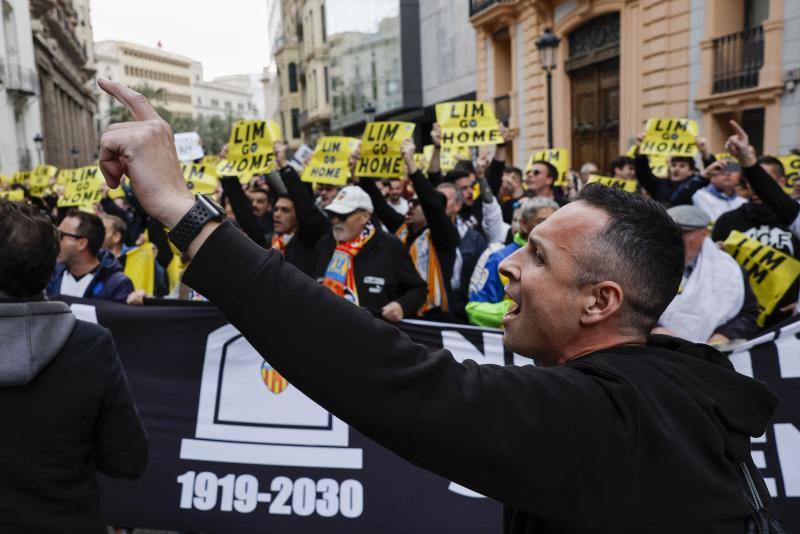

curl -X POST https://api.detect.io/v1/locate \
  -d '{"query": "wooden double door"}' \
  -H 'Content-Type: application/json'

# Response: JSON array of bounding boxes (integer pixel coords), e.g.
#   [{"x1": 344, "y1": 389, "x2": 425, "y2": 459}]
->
[{"x1": 570, "y1": 56, "x2": 620, "y2": 175}]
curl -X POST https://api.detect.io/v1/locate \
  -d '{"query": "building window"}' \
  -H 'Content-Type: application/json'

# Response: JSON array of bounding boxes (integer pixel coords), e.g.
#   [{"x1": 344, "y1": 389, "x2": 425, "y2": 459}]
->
[
  {"x1": 324, "y1": 66, "x2": 329, "y2": 104},
  {"x1": 197, "y1": 97, "x2": 202, "y2": 105},
  {"x1": 225, "y1": 101, "x2": 232, "y2": 110},
  {"x1": 211, "y1": 98, "x2": 219, "y2": 107},
  {"x1": 288, "y1": 62, "x2": 298, "y2": 93},
  {"x1": 291, "y1": 108, "x2": 300, "y2": 139},
  {"x1": 321, "y1": 5, "x2": 326, "y2": 43}
]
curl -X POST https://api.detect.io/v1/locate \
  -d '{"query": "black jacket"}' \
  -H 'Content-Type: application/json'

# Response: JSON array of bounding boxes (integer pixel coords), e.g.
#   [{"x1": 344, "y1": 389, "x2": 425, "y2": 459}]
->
[
  {"x1": 0, "y1": 299, "x2": 147, "y2": 533},
  {"x1": 311, "y1": 228, "x2": 427, "y2": 317},
  {"x1": 635, "y1": 154, "x2": 705, "y2": 206},
  {"x1": 185, "y1": 222, "x2": 777, "y2": 533}
]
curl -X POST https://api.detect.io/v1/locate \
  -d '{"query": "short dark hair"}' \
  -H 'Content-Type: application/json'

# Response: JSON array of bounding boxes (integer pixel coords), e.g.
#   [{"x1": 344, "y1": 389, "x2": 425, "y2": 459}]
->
[
  {"x1": 530, "y1": 160, "x2": 559, "y2": 183},
  {"x1": 574, "y1": 183, "x2": 685, "y2": 334},
  {"x1": 670, "y1": 156, "x2": 697, "y2": 170},
  {"x1": 453, "y1": 160, "x2": 475, "y2": 175},
  {"x1": 0, "y1": 199, "x2": 60, "y2": 297},
  {"x1": 505, "y1": 166, "x2": 523, "y2": 181},
  {"x1": 444, "y1": 169, "x2": 471, "y2": 184},
  {"x1": 610, "y1": 155, "x2": 634, "y2": 173},
  {"x1": 65, "y1": 209, "x2": 105, "y2": 256},
  {"x1": 757, "y1": 155, "x2": 785, "y2": 178}
]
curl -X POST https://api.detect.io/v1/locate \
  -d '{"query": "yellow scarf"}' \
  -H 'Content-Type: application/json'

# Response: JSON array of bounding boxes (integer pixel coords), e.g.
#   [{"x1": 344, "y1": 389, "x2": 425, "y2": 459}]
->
[{"x1": 271, "y1": 233, "x2": 293, "y2": 254}]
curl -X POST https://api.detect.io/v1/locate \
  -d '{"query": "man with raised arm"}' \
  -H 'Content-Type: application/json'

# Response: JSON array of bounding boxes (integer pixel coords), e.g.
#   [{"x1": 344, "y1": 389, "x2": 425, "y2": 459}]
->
[{"x1": 96, "y1": 80, "x2": 778, "y2": 533}]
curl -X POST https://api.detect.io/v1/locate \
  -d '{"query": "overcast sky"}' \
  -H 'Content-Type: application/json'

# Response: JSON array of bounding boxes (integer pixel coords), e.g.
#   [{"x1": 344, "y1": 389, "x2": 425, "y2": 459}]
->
[{"x1": 90, "y1": 0, "x2": 269, "y2": 80}]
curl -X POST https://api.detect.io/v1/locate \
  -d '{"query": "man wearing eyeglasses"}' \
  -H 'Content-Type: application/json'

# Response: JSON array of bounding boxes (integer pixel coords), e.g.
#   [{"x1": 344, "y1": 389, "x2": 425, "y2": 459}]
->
[
  {"x1": 46, "y1": 209, "x2": 134, "y2": 303},
  {"x1": 310, "y1": 186, "x2": 427, "y2": 322}
]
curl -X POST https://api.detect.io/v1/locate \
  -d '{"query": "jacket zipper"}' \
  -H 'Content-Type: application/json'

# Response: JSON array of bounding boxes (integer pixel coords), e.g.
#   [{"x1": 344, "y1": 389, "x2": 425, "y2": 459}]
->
[{"x1": 740, "y1": 461, "x2": 764, "y2": 510}]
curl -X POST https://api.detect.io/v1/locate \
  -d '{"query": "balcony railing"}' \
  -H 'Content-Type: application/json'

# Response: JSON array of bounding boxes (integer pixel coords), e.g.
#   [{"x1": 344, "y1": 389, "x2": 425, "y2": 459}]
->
[
  {"x1": 494, "y1": 94, "x2": 510, "y2": 123},
  {"x1": 712, "y1": 26, "x2": 764, "y2": 94},
  {"x1": 469, "y1": 0, "x2": 515, "y2": 17},
  {"x1": 4, "y1": 63, "x2": 39, "y2": 96}
]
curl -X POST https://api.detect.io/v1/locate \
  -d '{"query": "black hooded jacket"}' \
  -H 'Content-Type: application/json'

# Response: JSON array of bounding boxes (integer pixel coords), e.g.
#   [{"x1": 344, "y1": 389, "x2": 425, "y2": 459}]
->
[{"x1": 184, "y1": 222, "x2": 778, "y2": 533}]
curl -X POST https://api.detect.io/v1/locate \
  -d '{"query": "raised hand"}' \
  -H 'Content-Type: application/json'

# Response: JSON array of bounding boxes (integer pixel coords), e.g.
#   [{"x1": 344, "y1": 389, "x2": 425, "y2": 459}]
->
[
  {"x1": 431, "y1": 123, "x2": 441, "y2": 148},
  {"x1": 97, "y1": 79, "x2": 194, "y2": 228},
  {"x1": 401, "y1": 138, "x2": 418, "y2": 175},
  {"x1": 724, "y1": 120, "x2": 757, "y2": 168},
  {"x1": 273, "y1": 140, "x2": 288, "y2": 169}
]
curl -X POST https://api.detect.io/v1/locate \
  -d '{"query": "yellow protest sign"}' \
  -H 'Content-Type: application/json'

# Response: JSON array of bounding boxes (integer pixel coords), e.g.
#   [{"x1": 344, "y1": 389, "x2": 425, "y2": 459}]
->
[
  {"x1": 11, "y1": 171, "x2": 31, "y2": 185},
  {"x1": 778, "y1": 154, "x2": 800, "y2": 189},
  {"x1": 422, "y1": 144, "x2": 470, "y2": 173},
  {"x1": 0, "y1": 189, "x2": 24, "y2": 201},
  {"x1": 181, "y1": 164, "x2": 219, "y2": 194},
  {"x1": 217, "y1": 120, "x2": 281, "y2": 178},
  {"x1": 301, "y1": 137, "x2": 360, "y2": 185},
  {"x1": 107, "y1": 177, "x2": 129, "y2": 200},
  {"x1": 201, "y1": 154, "x2": 221, "y2": 168},
  {"x1": 587, "y1": 174, "x2": 638, "y2": 193},
  {"x1": 435, "y1": 101, "x2": 501, "y2": 148},
  {"x1": 29, "y1": 164, "x2": 58, "y2": 197},
  {"x1": 413, "y1": 152, "x2": 429, "y2": 173},
  {"x1": 526, "y1": 149, "x2": 569, "y2": 186},
  {"x1": 640, "y1": 118, "x2": 699, "y2": 157},
  {"x1": 57, "y1": 165, "x2": 105, "y2": 207},
  {"x1": 723, "y1": 230, "x2": 800, "y2": 326},
  {"x1": 124, "y1": 242, "x2": 156, "y2": 296},
  {"x1": 715, "y1": 152, "x2": 733, "y2": 162},
  {"x1": 356, "y1": 121, "x2": 416, "y2": 179}
]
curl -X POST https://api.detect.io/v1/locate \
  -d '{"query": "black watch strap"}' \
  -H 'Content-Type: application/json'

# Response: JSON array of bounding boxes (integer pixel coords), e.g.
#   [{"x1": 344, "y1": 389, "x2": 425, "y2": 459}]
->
[{"x1": 168, "y1": 194, "x2": 224, "y2": 252}]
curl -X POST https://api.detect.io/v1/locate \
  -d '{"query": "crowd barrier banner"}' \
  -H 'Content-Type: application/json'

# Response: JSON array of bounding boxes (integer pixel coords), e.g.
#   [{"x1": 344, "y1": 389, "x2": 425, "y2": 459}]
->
[{"x1": 58, "y1": 298, "x2": 799, "y2": 532}]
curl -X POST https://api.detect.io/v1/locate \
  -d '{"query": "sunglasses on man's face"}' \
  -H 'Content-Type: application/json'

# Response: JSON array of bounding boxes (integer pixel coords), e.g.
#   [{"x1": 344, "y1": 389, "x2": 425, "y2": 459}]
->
[{"x1": 58, "y1": 230, "x2": 85, "y2": 241}]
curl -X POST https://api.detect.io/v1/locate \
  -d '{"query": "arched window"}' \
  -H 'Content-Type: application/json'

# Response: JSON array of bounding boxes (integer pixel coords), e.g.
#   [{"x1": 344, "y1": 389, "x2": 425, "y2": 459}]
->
[{"x1": 288, "y1": 62, "x2": 298, "y2": 93}]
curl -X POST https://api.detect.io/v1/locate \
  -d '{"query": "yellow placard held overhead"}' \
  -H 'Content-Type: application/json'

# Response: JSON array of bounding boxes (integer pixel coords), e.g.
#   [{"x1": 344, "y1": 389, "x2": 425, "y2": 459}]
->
[
  {"x1": 778, "y1": 154, "x2": 800, "y2": 189},
  {"x1": 422, "y1": 144, "x2": 470, "y2": 173},
  {"x1": 356, "y1": 121, "x2": 416, "y2": 179},
  {"x1": 29, "y1": 164, "x2": 58, "y2": 198},
  {"x1": 11, "y1": 171, "x2": 31, "y2": 185},
  {"x1": 587, "y1": 174, "x2": 638, "y2": 193},
  {"x1": 57, "y1": 165, "x2": 104, "y2": 207},
  {"x1": 301, "y1": 137, "x2": 360, "y2": 185},
  {"x1": 201, "y1": 154, "x2": 221, "y2": 168},
  {"x1": 217, "y1": 120, "x2": 281, "y2": 178},
  {"x1": 413, "y1": 152, "x2": 429, "y2": 173},
  {"x1": 640, "y1": 118, "x2": 699, "y2": 157},
  {"x1": 526, "y1": 149, "x2": 569, "y2": 187},
  {"x1": 0, "y1": 189, "x2": 24, "y2": 201},
  {"x1": 714, "y1": 152, "x2": 733, "y2": 162},
  {"x1": 181, "y1": 164, "x2": 219, "y2": 195},
  {"x1": 723, "y1": 230, "x2": 800, "y2": 326},
  {"x1": 435, "y1": 101, "x2": 501, "y2": 148},
  {"x1": 124, "y1": 242, "x2": 157, "y2": 296}
]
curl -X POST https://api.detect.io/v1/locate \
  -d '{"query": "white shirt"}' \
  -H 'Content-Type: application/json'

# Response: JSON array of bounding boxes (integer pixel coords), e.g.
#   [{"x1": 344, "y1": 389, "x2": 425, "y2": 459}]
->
[
  {"x1": 59, "y1": 270, "x2": 96, "y2": 298},
  {"x1": 692, "y1": 186, "x2": 746, "y2": 222},
  {"x1": 388, "y1": 197, "x2": 409, "y2": 216}
]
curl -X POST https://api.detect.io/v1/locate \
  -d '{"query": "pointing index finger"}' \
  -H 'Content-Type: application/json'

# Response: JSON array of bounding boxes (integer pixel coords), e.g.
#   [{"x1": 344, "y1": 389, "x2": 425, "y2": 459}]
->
[
  {"x1": 98, "y1": 78, "x2": 162, "y2": 122},
  {"x1": 729, "y1": 120, "x2": 747, "y2": 140}
]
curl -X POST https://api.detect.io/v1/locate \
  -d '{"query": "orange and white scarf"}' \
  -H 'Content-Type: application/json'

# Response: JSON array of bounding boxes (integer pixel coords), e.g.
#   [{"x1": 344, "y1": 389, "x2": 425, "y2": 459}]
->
[
  {"x1": 271, "y1": 232, "x2": 294, "y2": 254},
  {"x1": 396, "y1": 224, "x2": 448, "y2": 314},
  {"x1": 322, "y1": 222, "x2": 376, "y2": 305}
]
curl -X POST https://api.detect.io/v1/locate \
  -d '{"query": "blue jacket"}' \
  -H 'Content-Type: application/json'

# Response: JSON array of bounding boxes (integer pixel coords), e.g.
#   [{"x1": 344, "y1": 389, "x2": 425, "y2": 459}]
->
[
  {"x1": 466, "y1": 233, "x2": 527, "y2": 327},
  {"x1": 46, "y1": 249, "x2": 134, "y2": 303}
]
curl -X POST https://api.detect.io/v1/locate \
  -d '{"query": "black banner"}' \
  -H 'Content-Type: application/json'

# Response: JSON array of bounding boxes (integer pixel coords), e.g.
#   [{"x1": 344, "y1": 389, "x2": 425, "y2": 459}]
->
[{"x1": 60, "y1": 298, "x2": 799, "y2": 531}]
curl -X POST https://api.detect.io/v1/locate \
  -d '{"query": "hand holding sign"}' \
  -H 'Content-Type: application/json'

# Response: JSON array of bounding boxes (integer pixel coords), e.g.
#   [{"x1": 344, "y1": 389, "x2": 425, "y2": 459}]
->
[
  {"x1": 401, "y1": 138, "x2": 417, "y2": 175},
  {"x1": 725, "y1": 120, "x2": 757, "y2": 168},
  {"x1": 97, "y1": 79, "x2": 194, "y2": 228}
]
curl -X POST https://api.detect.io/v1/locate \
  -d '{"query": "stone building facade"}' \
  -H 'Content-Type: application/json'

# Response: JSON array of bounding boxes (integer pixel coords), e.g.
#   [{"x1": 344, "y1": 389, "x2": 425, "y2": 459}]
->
[
  {"x1": 470, "y1": 0, "x2": 797, "y2": 172},
  {"x1": 31, "y1": 0, "x2": 96, "y2": 168}
]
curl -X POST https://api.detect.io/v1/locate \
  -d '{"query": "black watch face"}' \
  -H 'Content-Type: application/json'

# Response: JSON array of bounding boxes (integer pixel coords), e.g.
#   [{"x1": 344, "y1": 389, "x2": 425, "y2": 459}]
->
[{"x1": 198, "y1": 194, "x2": 225, "y2": 217}]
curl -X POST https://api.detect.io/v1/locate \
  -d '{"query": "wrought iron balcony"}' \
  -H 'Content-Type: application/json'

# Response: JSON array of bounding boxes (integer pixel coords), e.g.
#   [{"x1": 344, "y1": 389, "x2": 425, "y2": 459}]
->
[
  {"x1": 712, "y1": 26, "x2": 764, "y2": 94},
  {"x1": 469, "y1": 0, "x2": 516, "y2": 17},
  {"x1": 4, "y1": 63, "x2": 39, "y2": 96}
]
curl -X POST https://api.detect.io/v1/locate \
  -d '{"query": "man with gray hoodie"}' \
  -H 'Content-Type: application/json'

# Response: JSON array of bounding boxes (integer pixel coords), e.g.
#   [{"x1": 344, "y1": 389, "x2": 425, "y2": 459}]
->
[{"x1": 0, "y1": 199, "x2": 148, "y2": 533}]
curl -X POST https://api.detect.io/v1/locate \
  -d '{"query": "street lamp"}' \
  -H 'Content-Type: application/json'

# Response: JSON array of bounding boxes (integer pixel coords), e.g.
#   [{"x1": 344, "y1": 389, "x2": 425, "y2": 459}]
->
[
  {"x1": 33, "y1": 133, "x2": 44, "y2": 165},
  {"x1": 536, "y1": 28, "x2": 561, "y2": 149},
  {"x1": 364, "y1": 102, "x2": 376, "y2": 124},
  {"x1": 70, "y1": 146, "x2": 80, "y2": 168}
]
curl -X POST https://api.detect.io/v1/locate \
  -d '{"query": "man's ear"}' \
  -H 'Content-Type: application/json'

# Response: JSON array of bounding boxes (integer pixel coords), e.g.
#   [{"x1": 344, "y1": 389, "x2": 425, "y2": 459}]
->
[{"x1": 580, "y1": 281, "x2": 624, "y2": 326}]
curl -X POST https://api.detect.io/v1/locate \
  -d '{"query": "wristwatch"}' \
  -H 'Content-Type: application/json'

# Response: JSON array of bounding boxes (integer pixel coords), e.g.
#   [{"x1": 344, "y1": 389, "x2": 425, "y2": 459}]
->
[{"x1": 167, "y1": 194, "x2": 225, "y2": 252}]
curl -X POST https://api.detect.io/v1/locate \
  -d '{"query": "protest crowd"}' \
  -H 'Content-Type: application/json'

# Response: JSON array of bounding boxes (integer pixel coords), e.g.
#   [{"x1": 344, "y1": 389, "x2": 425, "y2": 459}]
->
[
  {"x1": 3, "y1": 109, "x2": 800, "y2": 347},
  {"x1": 2, "y1": 84, "x2": 800, "y2": 533}
]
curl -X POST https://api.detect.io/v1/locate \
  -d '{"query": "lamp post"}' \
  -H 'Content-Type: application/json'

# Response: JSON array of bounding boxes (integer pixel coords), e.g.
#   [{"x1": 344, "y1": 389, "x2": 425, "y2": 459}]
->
[
  {"x1": 33, "y1": 133, "x2": 44, "y2": 165},
  {"x1": 535, "y1": 28, "x2": 561, "y2": 149},
  {"x1": 364, "y1": 102, "x2": 376, "y2": 124},
  {"x1": 70, "y1": 146, "x2": 79, "y2": 168}
]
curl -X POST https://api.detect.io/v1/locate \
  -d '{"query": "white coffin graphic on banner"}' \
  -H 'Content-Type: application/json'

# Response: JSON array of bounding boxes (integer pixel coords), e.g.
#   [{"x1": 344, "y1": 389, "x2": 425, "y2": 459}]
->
[{"x1": 180, "y1": 324, "x2": 363, "y2": 469}]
